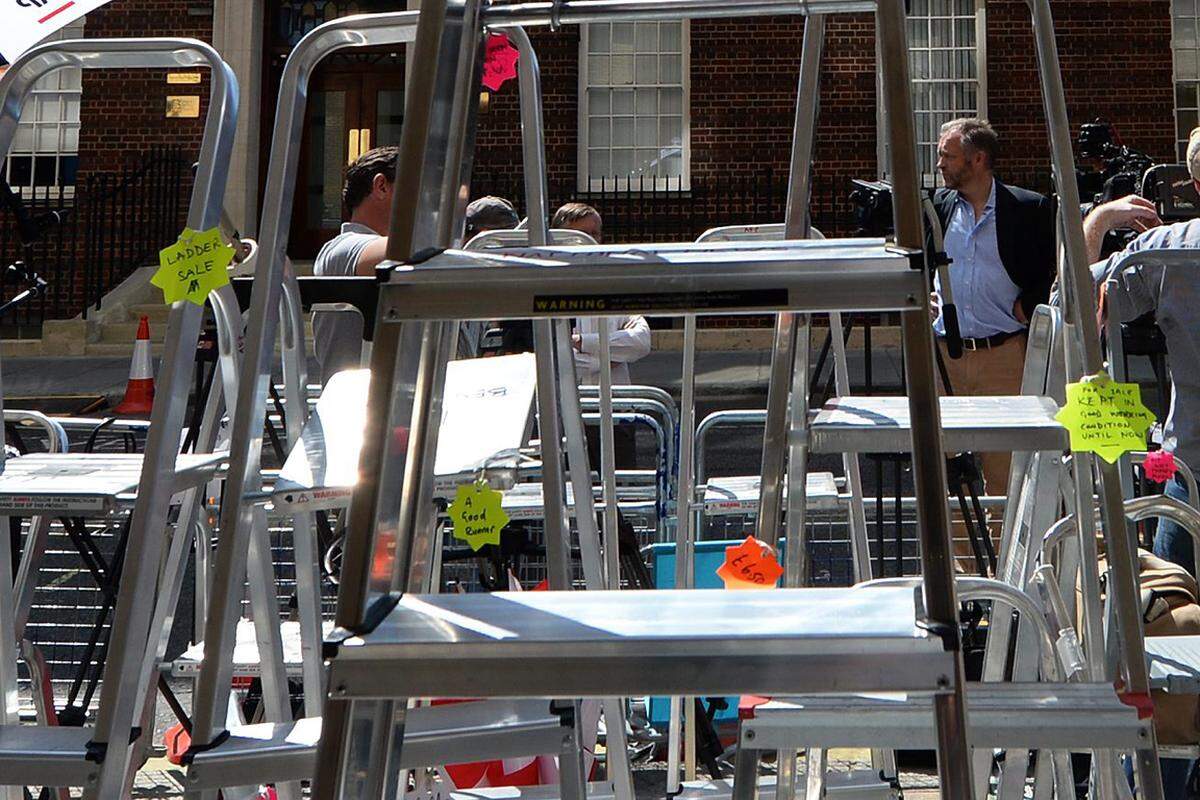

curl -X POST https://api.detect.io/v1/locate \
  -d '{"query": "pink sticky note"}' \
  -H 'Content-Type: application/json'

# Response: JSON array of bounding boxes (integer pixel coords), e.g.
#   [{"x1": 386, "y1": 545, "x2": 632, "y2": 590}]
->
[
  {"x1": 1143, "y1": 450, "x2": 1178, "y2": 484},
  {"x1": 482, "y1": 33, "x2": 519, "y2": 92}
]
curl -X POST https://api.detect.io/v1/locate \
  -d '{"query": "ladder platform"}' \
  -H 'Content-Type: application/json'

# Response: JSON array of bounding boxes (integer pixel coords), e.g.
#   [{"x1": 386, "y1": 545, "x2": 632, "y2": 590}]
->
[
  {"x1": 186, "y1": 699, "x2": 569, "y2": 789},
  {"x1": 500, "y1": 480, "x2": 657, "y2": 521},
  {"x1": 740, "y1": 683, "x2": 1150, "y2": 750},
  {"x1": 811, "y1": 395, "x2": 1067, "y2": 454},
  {"x1": 170, "y1": 618, "x2": 333, "y2": 677},
  {"x1": 272, "y1": 356, "x2": 536, "y2": 513},
  {"x1": 448, "y1": 772, "x2": 895, "y2": 800},
  {"x1": 1146, "y1": 634, "x2": 1200, "y2": 693},
  {"x1": 702, "y1": 472, "x2": 841, "y2": 515},
  {"x1": 0, "y1": 451, "x2": 226, "y2": 514},
  {"x1": 0, "y1": 724, "x2": 98, "y2": 787},
  {"x1": 380, "y1": 239, "x2": 925, "y2": 321},
  {"x1": 326, "y1": 586, "x2": 955, "y2": 699}
]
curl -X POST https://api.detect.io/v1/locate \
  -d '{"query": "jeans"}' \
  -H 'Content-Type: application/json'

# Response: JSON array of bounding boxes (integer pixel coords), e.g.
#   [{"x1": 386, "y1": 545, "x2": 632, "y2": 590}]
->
[
  {"x1": 1154, "y1": 476, "x2": 1195, "y2": 578},
  {"x1": 1126, "y1": 754, "x2": 1196, "y2": 800}
]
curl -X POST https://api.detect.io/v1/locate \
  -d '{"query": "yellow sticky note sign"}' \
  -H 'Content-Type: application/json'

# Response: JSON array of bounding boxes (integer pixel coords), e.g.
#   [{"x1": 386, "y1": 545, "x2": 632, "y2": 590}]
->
[
  {"x1": 448, "y1": 480, "x2": 509, "y2": 552},
  {"x1": 151, "y1": 227, "x2": 235, "y2": 307},
  {"x1": 1055, "y1": 371, "x2": 1156, "y2": 464}
]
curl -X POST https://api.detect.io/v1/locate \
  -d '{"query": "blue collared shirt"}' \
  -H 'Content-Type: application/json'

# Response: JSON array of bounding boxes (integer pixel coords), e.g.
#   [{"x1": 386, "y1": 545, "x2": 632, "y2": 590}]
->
[{"x1": 933, "y1": 180, "x2": 1025, "y2": 339}]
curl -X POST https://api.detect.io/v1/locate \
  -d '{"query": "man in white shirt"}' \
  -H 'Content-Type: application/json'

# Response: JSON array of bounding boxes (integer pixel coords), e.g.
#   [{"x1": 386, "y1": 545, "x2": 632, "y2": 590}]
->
[{"x1": 552, "y1": 203, "x2": 652, "y2": 385}]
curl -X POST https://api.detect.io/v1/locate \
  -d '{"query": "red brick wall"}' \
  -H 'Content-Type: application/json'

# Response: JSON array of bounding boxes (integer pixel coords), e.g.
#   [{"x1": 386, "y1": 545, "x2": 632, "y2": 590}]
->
[
  {"x1": 474, "y1": 1, "x2": 1178, "y2": 229},
  {"x1": 987, "y1": 0, "x2": 1175, "y2": 189},
  {"x1": 76, "y1": 0, "x2": 214, "y2": 178},
  {"x1": 65, "y1": 0, "x2": 1181, "y2": 224}
]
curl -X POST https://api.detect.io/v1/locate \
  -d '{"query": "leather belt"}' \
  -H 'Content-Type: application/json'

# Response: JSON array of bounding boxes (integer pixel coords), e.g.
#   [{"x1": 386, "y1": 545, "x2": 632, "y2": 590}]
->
[{"x1": 942, "y1": 329, "x2": 1024, "y2": 351}]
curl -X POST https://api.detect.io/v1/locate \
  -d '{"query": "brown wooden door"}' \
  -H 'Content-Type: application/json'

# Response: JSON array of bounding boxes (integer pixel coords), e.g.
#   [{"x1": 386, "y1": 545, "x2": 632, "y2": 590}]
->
[{"x1": 289, "y1": 69, "x2": 404, "y2": 259}]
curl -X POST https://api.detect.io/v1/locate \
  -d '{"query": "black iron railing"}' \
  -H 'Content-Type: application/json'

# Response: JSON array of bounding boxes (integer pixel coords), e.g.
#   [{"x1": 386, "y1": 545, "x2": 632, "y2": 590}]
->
[
  {"x1": 472, "y1": 168, "x2": 860, "y2": 245},
  {"x1": 0, "y1": 148, "x2": 191, "y2": 335}
]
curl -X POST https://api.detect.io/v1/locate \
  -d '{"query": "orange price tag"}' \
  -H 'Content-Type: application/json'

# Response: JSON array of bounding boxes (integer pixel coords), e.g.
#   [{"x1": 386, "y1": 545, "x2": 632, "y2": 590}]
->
[{"x1": 716, "y1": 536, "x2": 783, "y2": 589}]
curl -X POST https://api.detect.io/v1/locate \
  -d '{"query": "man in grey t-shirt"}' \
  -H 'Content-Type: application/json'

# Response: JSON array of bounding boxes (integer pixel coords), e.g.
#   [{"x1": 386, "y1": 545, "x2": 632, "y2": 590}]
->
[
  {"x1": 313, "y1": 146, "x2": 400, "y2": 386},
  {"x1": 1085, "y1": 128, "x2": 1200, "y2": 574},
  {"x1": 1083, "y1": 127, "x2": 1200, "y2": 799}
]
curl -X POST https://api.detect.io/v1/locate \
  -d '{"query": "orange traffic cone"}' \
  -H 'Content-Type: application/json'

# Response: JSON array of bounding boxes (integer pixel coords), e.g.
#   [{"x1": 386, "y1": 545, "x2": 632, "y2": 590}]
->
[{"x1": 114, "y1": 315, "x2": 155, "y2": 415}]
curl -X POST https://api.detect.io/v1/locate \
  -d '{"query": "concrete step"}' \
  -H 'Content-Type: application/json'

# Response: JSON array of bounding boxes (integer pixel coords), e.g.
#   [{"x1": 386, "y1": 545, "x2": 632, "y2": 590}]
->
[
  {"x1": 99, "y1": 321, "x2": 167, "y2": 344},
  {"x1": 125, "y1": 304, "x2": 172, "y2": 325}
]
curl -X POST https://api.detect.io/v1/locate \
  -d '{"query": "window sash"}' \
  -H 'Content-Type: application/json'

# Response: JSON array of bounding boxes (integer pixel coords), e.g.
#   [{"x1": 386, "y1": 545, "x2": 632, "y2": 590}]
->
[
  {"x1": 901, "y1": 0, "x2": 986, "y2": 187},
  {"x1": 1174, "y1": 0, "x2": 1200, "y2": 162},
  {"x1": 3, "y1": 19, "x2": 83, "y2": 200},
  {"x1": 578, "y1": 20, "x2": 691, "y2": 192}
]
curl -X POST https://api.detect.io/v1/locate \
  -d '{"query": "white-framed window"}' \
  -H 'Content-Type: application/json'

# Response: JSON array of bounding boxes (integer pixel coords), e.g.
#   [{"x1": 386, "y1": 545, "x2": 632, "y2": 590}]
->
[
  {"x1": 906, "y1": 0, "x2": 986, "y2": 186},
  {"x1": 578, "y1": 20, "x2": 690, "y2": 191},
  {"x1": 1, "y1": 19, "x2": 83, "y2": 200},
  {"x1": 1173, "y1": 0, "x2": 1200, "y2": 161}
]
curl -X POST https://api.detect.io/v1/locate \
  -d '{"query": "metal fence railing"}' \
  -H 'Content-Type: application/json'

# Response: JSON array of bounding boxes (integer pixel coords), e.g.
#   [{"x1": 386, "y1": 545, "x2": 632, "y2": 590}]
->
[{"x1": 0, "y1": 148, "x2": 191, "y2": 336}]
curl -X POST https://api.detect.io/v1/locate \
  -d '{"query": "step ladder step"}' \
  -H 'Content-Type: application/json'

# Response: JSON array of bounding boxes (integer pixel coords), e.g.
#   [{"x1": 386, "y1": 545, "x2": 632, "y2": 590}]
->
[
  {"x1": 0, "y1": 452, "x2": 226, "y2": 514},
  {"x1": 171, "y1": 618, "x2": 333, "y2": 678},
  {"x1": 1146, "y1": 634, "x2": 1200, "y2": 693},
  {"x1": 702, "y1": 472, "x2": 841, "y2": 515},
  {"x1": 740, "y1": 683, "x2": 1150, "y2": 750},
  {"x1": 811, "y1": 395, "x2": 1067, "y2": 454},
  {"x1": 449, "y1": 772, "x2": 897, "y2": 800},
  {"x1": 326, "y1": 587, "x2": 956, "y2": 700},
  {"x1": 379, "y1": 239, "x2": 926, "y2": 321},
  {"x1": 0, "y1": 724, "x2": 98, "y2": 788},
  {"x1": 186, "y1": 700, "x2": 570, "y2": 789}
]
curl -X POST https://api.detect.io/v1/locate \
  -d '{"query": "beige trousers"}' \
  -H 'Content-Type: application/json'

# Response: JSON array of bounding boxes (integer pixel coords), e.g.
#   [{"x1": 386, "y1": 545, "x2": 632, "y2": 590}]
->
[{"x1": 937, "y1": 332, "x2": 1028, "y2": 572}]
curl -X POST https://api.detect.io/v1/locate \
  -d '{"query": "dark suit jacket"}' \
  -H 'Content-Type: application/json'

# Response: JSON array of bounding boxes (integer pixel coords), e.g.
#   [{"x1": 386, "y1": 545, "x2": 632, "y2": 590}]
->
[{"x1": 927, "y1": 179, "x2": 1058, "y2": 321}]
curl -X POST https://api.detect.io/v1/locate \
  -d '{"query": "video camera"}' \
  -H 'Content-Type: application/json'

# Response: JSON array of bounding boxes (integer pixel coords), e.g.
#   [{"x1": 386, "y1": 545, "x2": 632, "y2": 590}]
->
[{"x1": 1075, "y1": 120, "x2": 1200, "y2": 258}]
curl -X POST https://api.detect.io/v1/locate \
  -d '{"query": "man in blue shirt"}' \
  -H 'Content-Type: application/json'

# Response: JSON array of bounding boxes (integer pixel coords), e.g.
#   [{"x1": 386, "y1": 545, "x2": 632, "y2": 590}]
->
[{"x1": 929, "y1": 118, "x2": 1057, "y2": 506}]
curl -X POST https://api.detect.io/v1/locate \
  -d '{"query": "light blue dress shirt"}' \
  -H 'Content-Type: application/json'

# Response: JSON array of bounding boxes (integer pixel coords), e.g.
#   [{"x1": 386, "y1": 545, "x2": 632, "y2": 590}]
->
[{"x1": 933, "y1": 180, "x2": 1025, "y2": 339}]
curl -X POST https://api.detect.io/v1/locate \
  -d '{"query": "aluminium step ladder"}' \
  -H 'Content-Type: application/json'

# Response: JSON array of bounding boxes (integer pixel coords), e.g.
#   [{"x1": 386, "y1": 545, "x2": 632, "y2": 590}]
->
[
  {"x1": 0, "y1": 36, "x2": 241, "y2": 800},
  {"x1": 310, "y1": 2, "x2": 974, "y2": 799},
  {"x1": 176, "y1": 11, "x2": 635, "y2": 800}
]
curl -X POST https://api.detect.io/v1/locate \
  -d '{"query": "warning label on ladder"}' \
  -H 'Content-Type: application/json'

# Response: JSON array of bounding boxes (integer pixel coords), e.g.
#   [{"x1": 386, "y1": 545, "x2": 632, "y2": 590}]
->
[{"x1": 0, "y1": 1, "x2": 115, "y2": 63}]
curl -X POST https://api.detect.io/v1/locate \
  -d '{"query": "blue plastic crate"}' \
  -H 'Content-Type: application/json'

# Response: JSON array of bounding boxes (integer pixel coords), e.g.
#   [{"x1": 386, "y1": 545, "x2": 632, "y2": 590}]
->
[{"x1": 645, "y1": 539, "x2": 787, "y2": 729}]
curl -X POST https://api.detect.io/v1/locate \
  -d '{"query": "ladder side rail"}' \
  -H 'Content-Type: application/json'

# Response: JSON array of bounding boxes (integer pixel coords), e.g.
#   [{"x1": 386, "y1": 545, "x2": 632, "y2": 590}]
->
[
  {"x1": 184, "y1": 13, "x2": 424, "y2": 768},
  {"x1": 0, "y1": 351, "x2": 14, "y2": 800},
  {"x1": 315, "y1": 3, "x2": 490, "y2": 797},
  {"x1": 0, "y1": 38, "x2": 244, "y2": 800},
  {"x1": 510, "y1": 23, "x2": 574, "y2": 594},
  {"x1": 133, "y1": 353, "x2": 231, "y2": 771},
  {"x1": 368, "y1": 2, "x2": 488, "y2": 795},
  {"x1": 875, "y1": 0, "x2": 974, "y2": 795},
  {"x1": 280, "y1": 264, "x2": 327, "y2": 716},
  {"x1": 1029, "y1": 0, "x2": 1163, "y2": 777},
  {"x1": 598, "y1": 321, "x2": 621, "y2": 588},
  {"x1": 1108, "y1": 288, "x2": 1138, "y2": 500},
  {"x1": 665, "y1": 316, "x2": 696, "y2": 795},
  {"x1": 509, "y1": 28, "x2": 629, "y2": 800}
]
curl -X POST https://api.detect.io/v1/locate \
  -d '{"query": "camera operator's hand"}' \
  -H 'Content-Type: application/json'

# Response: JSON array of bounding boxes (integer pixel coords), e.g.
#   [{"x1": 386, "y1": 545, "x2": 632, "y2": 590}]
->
[{"x1": 1083, "y1": 195, "x2": 1162, "y2": 263}]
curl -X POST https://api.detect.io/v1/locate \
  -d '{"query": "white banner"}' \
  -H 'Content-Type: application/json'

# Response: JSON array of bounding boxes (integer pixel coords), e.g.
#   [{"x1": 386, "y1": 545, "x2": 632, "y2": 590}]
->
[{"x1": 0, "y1": 0, "x2": 115, "y2": 64}]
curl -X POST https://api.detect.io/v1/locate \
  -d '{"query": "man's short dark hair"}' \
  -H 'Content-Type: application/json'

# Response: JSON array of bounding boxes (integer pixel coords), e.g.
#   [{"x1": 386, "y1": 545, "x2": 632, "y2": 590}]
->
[
  {"x1": 343, "y1": 146, "x2": 400, "y2": 213},
  {"x1": 465, "y1": 196, "x2": 519, "y2": 238},
  {"x1": 940, "y1": 117, "x2": 999, "y2": 169},
  {"x1": 551, "y1": 202, "x2": 601, "y2": 229}
]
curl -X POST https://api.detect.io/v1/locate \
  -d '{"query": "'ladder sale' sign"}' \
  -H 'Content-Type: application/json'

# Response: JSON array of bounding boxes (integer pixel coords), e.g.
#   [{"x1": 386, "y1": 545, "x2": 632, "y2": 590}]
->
[{"x1": 0, "y1": 1, "x2": 115, "y2": 63}]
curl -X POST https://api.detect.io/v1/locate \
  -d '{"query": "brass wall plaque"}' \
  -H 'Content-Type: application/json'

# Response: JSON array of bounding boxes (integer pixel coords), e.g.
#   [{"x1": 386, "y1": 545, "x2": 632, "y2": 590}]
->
[
  {"x1": 166, "y1": 95, "x2": 201, "y2": 119},
  {"x1": 167, "y1": 72, "x2": 202, "y2": 85}
]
